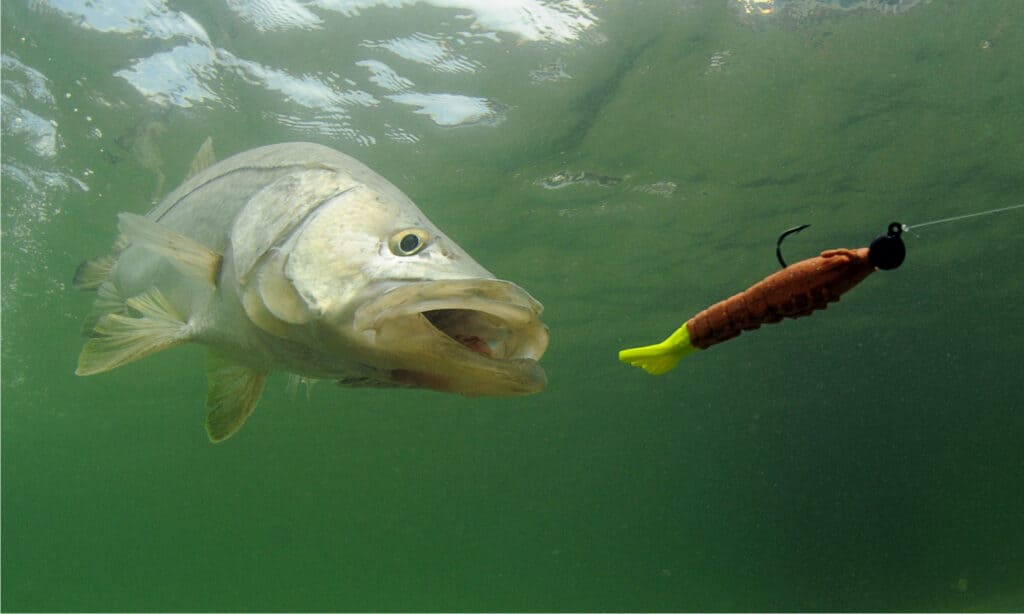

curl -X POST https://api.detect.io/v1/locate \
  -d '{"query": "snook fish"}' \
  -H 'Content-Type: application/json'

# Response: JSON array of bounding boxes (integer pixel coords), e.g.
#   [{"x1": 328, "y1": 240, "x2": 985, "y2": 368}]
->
[{"x1": 74, "y1": 142, "x2": 548, "y2": 442}]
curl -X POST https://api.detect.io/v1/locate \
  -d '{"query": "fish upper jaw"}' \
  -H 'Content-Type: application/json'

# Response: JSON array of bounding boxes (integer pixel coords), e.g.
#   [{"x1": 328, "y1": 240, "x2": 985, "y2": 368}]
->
[{"x1": 346, "y1": 278, "x2": 549, "y2": 396}]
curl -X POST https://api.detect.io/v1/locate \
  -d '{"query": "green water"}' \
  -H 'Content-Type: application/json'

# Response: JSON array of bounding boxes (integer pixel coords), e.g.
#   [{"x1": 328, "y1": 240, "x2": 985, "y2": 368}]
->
[{"x1": 3, "y1": 1, "x2": 1023, "y2": 611}]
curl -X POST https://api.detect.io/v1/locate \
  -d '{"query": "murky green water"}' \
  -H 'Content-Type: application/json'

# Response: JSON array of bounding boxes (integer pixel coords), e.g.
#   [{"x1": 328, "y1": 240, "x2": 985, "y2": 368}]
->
[{"x1": 3, "y1": 1, "x2": 1023, "y2": 611}]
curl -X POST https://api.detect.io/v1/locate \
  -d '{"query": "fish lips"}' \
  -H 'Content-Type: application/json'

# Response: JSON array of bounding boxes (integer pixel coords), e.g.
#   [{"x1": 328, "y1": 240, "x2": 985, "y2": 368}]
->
[{"x1": 352, "y1": 278, "x2": 549, "y2": 396}]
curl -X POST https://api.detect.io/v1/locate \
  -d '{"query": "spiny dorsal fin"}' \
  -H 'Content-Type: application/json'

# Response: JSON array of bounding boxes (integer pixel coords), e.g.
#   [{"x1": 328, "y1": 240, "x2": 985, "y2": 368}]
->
[
  {"x1": 186, "y1": 137, "x2": 217, "y2": 179},
  {"x1": 205, "y1": 352, "x2": 267, "y2": 443},
  {"x1": 76, "y1": 288, "x2": 190, "y2": 376},
  {"x1": 118, "y1": 213, "x2": 222, "y2": 285}
]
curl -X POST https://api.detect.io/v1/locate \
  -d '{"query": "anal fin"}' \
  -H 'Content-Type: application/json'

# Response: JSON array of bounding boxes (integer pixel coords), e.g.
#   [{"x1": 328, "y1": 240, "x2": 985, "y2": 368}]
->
[
  {"x1": 205, "y1": 352, "x2": 267, "y2": 443},
  {"x1": 76, "y1": 288, "x2": 190, "y2": 375}
]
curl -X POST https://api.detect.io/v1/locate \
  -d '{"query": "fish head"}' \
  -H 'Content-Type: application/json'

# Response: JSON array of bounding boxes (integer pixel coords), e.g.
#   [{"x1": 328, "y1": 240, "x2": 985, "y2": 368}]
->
[{"x1": 235, "y1": 166, "x2": 548, "y2": 396}]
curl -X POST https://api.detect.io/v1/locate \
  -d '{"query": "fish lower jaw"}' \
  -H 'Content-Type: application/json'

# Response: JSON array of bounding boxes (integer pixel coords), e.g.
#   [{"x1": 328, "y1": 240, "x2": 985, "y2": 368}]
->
[
  {"x1": 344, "y1": 280, "x2": 549, "y2": 393},
  {"x1": 348, "y1": 311, "x2": 547, "y2": 396},
  {"x1": 388, "y1": 355, "x2": 547, "y2": 397}
]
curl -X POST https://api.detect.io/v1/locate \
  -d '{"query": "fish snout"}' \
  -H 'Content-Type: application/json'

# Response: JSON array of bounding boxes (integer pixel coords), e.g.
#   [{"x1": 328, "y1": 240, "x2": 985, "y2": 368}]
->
[{"x1": 350, "y1": 279, "x2": 548, "y2": 395}]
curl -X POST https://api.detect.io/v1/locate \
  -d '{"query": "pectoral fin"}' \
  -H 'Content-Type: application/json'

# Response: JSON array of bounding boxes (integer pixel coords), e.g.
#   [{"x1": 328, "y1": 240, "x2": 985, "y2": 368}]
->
[
  {"x1": 118, "y1": 213, "x2": 222, "y2": 285},
  {"x1": 205, "y1": 352, "x2": 267, "y2": 443},
  {"x1": 76, "y1": 288, "x2": 191, "y2": 375}
]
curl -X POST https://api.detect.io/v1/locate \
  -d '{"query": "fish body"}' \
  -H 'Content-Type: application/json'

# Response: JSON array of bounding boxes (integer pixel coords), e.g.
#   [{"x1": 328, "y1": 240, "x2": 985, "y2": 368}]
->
[{"x1": 76, "y1": 142, "x2": 548, "y2": 441}]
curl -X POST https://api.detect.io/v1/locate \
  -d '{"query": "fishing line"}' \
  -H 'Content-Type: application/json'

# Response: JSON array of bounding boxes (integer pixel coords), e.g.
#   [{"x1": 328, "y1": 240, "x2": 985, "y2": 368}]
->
[{"x1": 902, "y1": 202, "x2": 1024, "y2": 231}]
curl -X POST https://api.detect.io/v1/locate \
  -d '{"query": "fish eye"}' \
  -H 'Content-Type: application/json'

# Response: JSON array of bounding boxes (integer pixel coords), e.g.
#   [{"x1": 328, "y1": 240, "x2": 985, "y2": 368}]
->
[
  {"x1": 388, "y1": 229, "x2": 430, "y2": 256},
  {"x1": 400, "y1": 234, "x2": 419, "y2": 252}
]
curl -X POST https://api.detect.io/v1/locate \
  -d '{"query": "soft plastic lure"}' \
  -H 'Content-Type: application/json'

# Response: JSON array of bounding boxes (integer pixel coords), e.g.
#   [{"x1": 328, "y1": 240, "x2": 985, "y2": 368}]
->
[{"x1": 619, "y1": 223, "x2": 906, "y2": 375}]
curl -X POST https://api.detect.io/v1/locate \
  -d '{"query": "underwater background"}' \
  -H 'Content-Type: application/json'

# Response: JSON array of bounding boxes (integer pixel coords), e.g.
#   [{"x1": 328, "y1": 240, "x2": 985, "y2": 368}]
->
[{"x1": 2, "y1": 0, "x2": 1022, "y2": 611}]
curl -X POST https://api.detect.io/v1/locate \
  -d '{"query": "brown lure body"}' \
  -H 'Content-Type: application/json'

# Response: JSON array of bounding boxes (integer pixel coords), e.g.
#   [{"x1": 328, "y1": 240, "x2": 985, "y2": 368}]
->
[{"x1": 686, "y1": 247, "x2": 875, "y2": 349}]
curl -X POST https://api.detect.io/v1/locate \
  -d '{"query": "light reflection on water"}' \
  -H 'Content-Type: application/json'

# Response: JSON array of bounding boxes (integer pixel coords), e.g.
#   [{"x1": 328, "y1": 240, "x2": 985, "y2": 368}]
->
[{"x1": 26, "y1": 0, "x2": 599, "y2": 143}]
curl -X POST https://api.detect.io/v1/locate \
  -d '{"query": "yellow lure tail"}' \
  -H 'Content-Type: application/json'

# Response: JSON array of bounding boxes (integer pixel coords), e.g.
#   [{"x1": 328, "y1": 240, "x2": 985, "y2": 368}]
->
[{"x1": 618, "y1": 324, "x2": 699, "y2": 375}]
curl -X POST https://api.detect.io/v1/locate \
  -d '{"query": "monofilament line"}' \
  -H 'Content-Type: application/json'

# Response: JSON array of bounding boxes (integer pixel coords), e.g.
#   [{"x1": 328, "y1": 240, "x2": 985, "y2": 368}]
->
[{"x1": 904, "y1": 203, "x2": 1024, "y2": 231}]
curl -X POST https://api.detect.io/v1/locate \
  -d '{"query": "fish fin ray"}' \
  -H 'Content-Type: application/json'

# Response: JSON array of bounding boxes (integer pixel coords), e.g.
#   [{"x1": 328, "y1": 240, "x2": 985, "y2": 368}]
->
[
  {"x1": 72, "y1": 233, "x2": 129, "y2": 290},
  {"x1": 81, "y1": 279, "x2": 129, "y2": 336},
  {"x1": 186, "y1": 137, "x2": 217, "y2": 179},
  {"x1": 118, "y1": 212, "x2": 222, "y2": 285},
  {"x1": 76, "y1": 288, "x2": 190, "y2": 375},
  {"x1": 72, "y1": 255, "x2": 117, "y2": 290},
  {"x1": 286, "y1": 374, "x2": 318, "y2": 400},
  {"x1": 111, "y1": 232, "x2": 130, "y2": 252},
  {"x1": 205, "y1": 352, "x2": 267, "y2": 443}
]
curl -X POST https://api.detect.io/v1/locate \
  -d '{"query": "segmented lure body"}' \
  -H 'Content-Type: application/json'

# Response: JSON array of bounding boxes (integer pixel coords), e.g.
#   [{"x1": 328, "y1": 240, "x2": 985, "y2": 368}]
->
[
  {"x1": 618, "y1": 241, "x2": 890, "y2": 376},
  {"x1": 686, "y1": 247, "x2": 874, "y2": 349}
]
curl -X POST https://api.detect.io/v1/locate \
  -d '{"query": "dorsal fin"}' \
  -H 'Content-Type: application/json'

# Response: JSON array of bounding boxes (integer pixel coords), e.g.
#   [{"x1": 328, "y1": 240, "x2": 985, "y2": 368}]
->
[{"x1": 186, "y1": 136, "x2": 217, "y2": 179}]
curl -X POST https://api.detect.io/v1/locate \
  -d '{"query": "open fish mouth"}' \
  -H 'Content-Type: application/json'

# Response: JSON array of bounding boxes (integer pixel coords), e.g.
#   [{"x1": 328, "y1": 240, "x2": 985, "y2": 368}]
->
[
  {"x1": 352, "y1": 279, "x2": 548, "y2": 394},
  {"x1": 425, "y1": 309, "x2": 495, "y2": 356},
  {"x1": 355, "y1": 278, "x2": 548, "y2": 361},
  {"x1": 420, "y1": 306, "x2": 545, "y2": 360}
]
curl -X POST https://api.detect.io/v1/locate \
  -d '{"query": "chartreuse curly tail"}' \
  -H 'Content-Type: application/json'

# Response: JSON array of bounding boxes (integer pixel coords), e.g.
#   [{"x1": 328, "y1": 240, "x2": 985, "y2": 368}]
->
[{"x1": 618, "y1": 324, "x2": 699, "y2": 375}]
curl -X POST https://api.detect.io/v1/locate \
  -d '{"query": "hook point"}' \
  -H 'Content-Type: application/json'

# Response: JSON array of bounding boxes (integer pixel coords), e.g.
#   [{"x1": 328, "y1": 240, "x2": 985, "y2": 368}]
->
[{"x1": 776, "y1": 224, "x2": 810, "y2": 268}]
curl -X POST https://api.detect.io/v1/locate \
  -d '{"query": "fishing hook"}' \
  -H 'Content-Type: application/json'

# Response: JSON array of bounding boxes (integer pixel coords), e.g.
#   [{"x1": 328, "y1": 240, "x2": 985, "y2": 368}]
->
[{"x1": 776, "y1": 224, "x2": 810, "y2": 268}]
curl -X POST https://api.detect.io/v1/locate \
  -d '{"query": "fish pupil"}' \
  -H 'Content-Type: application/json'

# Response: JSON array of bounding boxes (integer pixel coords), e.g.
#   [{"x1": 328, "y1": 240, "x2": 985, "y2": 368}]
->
[{"x1": 400, "y1": 234, "x2": 420, "y2": 253}]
